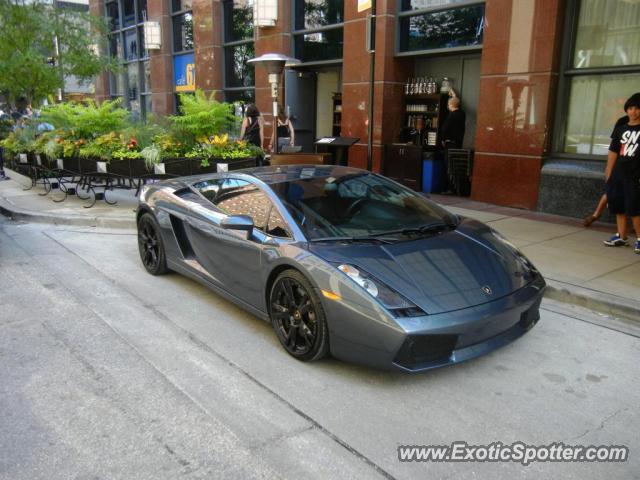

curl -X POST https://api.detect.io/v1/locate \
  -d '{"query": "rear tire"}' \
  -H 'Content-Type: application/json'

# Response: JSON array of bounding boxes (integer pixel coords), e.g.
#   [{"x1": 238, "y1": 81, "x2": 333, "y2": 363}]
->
[
  {"x1": 137, "y1": 212, "x2": 169, "y2": 275},
  {"x1": 269, "y1": 270, "x2": 329, "y2": 362}
]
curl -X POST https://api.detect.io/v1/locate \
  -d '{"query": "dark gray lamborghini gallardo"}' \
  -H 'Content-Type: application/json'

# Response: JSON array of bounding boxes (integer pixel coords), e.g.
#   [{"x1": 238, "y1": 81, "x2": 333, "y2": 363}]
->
[{"x1": 136, "y1": 165, "x2": 545, "y2": 372}]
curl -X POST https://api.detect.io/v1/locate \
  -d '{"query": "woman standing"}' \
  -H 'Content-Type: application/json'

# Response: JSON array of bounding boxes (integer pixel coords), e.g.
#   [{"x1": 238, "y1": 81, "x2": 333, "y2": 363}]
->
[
  {"x1": 239, "y1": 104, "x2": 264, "y2": 149},
  {"x1": 269, "y1": 106, "x2": 295, "y2": 153}
]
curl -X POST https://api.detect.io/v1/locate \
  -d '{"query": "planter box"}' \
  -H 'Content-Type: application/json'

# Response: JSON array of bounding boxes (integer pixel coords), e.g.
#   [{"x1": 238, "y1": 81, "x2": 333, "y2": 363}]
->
[
  {"x1": 58, "y1": 157, "x2": 82, "y2": 174},
  {"x1": 149, "y1": 157, "x2": 257, "y2": 177},
  {"x1": 79, "y1": 157, "x2": 97, "y2": 174},
  {"x1": 130, "y1": 157, "x2": 153, "y2": 177},
  {"x1": 106, "y1": 158, "x2": 132, "y2": 177},
  {"x1": 191, "y1": 157, "x2": 257, "y2": 175},
  {"x1": 161, "y1": 157, "x2": 191, "y2": 176}
]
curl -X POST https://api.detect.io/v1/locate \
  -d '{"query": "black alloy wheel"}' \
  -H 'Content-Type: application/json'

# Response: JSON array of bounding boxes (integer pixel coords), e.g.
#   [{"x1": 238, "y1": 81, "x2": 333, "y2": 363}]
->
[
  {"x1": 137, "y1": 213, "x2": 169, "y2": 275},
  {"x1": 269, "y1": 270, "x2": 329, "y2": 361}
]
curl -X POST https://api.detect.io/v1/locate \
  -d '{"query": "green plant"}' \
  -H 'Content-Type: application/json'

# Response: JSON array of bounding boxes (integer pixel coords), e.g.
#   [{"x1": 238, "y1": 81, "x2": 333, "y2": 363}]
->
[
  {"x1": 0, "y1": 125, "x2": 37, "y2": 156},
  {"x1": 140, "y1": 144, "x2": 161, "y2": 169},
  {"x1": 154, "y1": 132, "x2": 189, "y2": 158},
  {"x1": 43, "y1": 136, "x2": 63, "y2": 159},
  {"x1": 39, "y1": 99, "x2": 130, "y2": 140},
  {"x1": 0, "y1": 117, "x2": 13, "y2": 141},
  {"x1": 169, "y1": 90, "x2": 237, "y2": 143},
  {"x1": 124, "y1": 120, "x2": 163, "y2": 150},
  {"x1": 186, "y1": 134, "x2": 263, "y2": 164}
]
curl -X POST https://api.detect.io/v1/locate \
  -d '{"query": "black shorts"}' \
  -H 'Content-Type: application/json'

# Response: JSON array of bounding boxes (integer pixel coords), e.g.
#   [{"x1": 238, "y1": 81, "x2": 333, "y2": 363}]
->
[{"x1": 608, "y1": 178, "x2": 640, "y2": 217}]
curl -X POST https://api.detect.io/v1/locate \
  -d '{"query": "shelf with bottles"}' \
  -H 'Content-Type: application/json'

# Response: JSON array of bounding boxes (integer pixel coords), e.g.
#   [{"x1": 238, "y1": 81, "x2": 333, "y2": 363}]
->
[
  {"x1": 332, "y1": 92, "x2": 342, "y2": 137},
  {"x1": 404, "y1": 76, "x2": 453, "y2": 96},
  {"x1": 405, "y1": 103, "x2": 440, "y2": 115}
]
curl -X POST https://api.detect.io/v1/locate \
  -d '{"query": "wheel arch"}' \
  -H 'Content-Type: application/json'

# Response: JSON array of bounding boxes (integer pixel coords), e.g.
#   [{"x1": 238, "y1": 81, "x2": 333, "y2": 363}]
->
[
  {"x1": 136, "y1": 205, "x2": 154, "y2": 224},
  {"x1": 264, "y1": 264, "x2": 301, "y2": 312}
]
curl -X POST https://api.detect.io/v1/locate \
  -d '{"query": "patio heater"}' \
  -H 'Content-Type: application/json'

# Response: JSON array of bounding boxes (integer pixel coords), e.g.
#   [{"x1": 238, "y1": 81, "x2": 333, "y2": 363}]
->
[{"x1": 247, "y1": 54, "x2": 300, "y2": 153}]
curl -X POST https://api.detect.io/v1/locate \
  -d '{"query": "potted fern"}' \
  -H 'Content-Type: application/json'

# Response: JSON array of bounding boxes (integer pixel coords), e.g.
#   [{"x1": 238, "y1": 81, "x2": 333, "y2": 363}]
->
[{"x1": 166, "y1": 90, "x2": 261, "y2": 174}]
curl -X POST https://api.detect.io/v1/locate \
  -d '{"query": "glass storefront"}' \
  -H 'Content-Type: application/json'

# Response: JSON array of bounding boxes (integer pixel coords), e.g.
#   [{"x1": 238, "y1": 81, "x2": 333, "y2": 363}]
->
[
  {"x1": 564, "y1": 73, "x2": 640, "y2": 156},
  {"x1": 560, "y1": 0, "x2": 640, "y2": 156}
]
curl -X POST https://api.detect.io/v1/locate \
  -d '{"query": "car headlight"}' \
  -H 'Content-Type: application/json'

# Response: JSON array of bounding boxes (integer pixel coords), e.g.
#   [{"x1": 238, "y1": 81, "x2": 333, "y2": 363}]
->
[{"x1": 336, "y1": 264, "x2": 426, "y2": 317}]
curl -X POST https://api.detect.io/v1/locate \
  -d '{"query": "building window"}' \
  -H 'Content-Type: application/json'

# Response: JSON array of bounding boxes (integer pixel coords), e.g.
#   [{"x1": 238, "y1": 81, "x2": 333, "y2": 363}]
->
[
  {"x1": 106, "y1": 0, "x2": 151, "y2": 119},
  {"x1": 293, "y1": 0, "x2": 344, "y2": 64},
  {"x1": 106, "y1": 1, "x2": 119, "y2": 31},
  {"x1": 559, "y1": 0, "x2": 640, "y2": 156},
  {"x1": 124, "y1": 28, "x2": 138, "y2": 60},
  {"x1": 223, "y1": 0, "x2": 255, "y2": 105},
  {"x1": 122, "y1": 0, "x2": 136, "y2": 27},
  {"x1": 172, "y1": 0, "x2": 192, "y2": 12},
  {"x1": 295, "y1": 0, "x2": 343, "y2": 30},
  {"x1": 172, "y1": 12, "x2": 194, "y2": 52},
  {"x1": 171, "y1": 0, "x2": 194, "y2": 112},
  {"x1": 224, "y1": 0, "x2": 254, "y2": 42},
  {"x1": 401, "y1": 0, "x2": 473, "y2": 11},
  {"x1": 398, "y1": 2, "x2": 485, "y2": 53},
  {"x1": 138, "y1": 0, "x2": 147, "y2": 21}
]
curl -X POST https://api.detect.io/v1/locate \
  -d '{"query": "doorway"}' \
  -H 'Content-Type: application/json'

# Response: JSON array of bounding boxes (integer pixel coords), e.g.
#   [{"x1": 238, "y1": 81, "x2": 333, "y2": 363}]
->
[{"x1": 285, "y1": 66, "x2": 342, "y2": 152}]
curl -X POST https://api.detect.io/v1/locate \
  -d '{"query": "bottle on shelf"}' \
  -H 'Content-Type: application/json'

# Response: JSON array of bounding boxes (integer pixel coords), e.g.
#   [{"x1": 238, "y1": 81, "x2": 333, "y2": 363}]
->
[{"x1": 441, "y1": 77, "x2": 452, "y2": 95}]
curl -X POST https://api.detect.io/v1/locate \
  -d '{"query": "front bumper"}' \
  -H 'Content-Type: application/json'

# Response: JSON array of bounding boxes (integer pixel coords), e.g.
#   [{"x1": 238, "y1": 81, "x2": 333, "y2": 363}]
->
[{"x1": 324, "y1": 275, "x2": 546, "y2": 372}]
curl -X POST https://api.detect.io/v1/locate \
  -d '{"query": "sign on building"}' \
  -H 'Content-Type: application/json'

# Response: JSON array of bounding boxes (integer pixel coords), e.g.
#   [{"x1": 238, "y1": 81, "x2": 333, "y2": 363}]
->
[{"x1": 174, "y1": 53, "x2": 195, "y2": 92}]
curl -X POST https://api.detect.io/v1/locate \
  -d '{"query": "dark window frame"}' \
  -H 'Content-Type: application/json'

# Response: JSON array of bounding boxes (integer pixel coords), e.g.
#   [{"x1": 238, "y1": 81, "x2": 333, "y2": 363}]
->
[
  {"x1": 292, "y1": 0, "x2": 344, "y2": 66},
  {"x1": 222, "y1": 0, "x2": 255, "y2": 103},
  {"x1": 551, "y1": 0, "x2": 640, "y2": 161},
  {"x1": 105, "y1": 0, "x2": 151, "y2": 119},
  {"x1": 171, "y1": 10, "x2": 194, "y2": 54}
]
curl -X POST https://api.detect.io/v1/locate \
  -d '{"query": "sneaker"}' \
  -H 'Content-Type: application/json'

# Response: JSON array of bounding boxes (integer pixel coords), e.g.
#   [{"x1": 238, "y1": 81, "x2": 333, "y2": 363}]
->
[
  {"x1": 603, "y1": 234, "x2": 628, "y2": 247},
  {"x1": 635, "y1": 240, "x2": 640, "y2": 254}
]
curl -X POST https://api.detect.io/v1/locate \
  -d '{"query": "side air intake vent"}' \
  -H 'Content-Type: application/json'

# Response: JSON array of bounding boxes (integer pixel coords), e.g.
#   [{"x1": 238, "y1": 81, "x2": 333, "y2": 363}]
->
[
  {"x1": 169, "y1": 214, "x2": 195, "y2": 259},
  {"x1": 173, "y1": 187, "x2": 200, "y2": 201}
]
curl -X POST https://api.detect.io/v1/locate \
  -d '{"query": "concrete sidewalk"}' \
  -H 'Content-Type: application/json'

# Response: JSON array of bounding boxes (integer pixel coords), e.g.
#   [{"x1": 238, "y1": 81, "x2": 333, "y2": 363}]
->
[{"x1": 2, "y1": 167, "x2": 640, "y2": 325}]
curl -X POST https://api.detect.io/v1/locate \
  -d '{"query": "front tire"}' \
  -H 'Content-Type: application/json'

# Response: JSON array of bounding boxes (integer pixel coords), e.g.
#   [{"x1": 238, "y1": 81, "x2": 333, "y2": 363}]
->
[
  {"x1": 137, "y1": 212, "x2": 169, "y2": 275},
  {"x1": 269, "y1": 270, "x2": 329, "y2": 362}
]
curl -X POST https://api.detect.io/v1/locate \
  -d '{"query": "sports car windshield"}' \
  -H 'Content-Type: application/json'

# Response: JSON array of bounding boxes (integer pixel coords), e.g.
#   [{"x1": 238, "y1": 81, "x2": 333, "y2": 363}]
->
[{"x1": 269, "y1": 172, "x2": 458, "y2": 241}]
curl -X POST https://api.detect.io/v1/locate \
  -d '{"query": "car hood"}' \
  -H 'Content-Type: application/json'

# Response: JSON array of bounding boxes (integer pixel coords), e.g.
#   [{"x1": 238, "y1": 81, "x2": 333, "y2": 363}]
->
[{"x1": 307, "y1": 218, "x2": 536, "y2": 315}]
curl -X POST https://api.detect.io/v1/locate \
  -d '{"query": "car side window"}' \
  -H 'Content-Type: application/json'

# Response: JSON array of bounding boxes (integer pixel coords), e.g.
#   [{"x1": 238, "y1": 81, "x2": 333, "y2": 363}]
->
[
  {"x1": 266, "y1": 206, "x2": 291, "y2": 238},
  {"x1": 214, "y1": 178, "x2": 271, "y2": 231},
  {"x1": 193, "y1": 179, "x2": 223, "y2": 203}
]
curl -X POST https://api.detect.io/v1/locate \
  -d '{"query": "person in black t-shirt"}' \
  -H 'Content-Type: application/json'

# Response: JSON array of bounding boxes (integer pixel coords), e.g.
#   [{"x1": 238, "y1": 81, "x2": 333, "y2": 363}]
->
[
  {"x1": 240, "y1": 104, "x2": 264, "y2": 149},
  {"x1": 441, "y1": 96, "x2": 466, "y2": 149},
  {"x1": 583, "y1": 114, "x2": 630, "y2": 227},
  {"x1": 603, "y1": 93, "x2": 640, "y2": 253}
]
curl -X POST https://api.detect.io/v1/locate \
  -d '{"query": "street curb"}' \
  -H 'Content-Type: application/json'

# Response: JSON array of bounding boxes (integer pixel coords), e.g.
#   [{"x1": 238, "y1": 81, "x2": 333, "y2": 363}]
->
[
  {"x1": 0, "y1": 168, "x2": 136, "y2": 229},
  {"x1": 544, "y1": 279, "x2": 640, "y2": 324},
  {"x1": 0, "y1": 196, "x2": 136, "y2": 229}
]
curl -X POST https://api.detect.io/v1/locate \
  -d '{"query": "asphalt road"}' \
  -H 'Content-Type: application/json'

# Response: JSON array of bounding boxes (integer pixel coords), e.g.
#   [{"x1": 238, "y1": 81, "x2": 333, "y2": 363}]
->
[{"x1": 1, "y1": 218, "x2": 638, "y2": 480}]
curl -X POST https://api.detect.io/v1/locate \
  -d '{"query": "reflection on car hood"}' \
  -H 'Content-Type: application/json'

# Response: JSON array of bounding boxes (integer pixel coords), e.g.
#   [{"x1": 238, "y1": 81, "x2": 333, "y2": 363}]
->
[{"x1": 308, "y1": 219, "x2": 534, "y2": 315}]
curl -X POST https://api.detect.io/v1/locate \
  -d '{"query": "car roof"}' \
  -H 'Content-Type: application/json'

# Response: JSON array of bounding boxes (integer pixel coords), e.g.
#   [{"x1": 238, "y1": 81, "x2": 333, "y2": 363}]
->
[
  {"x1": 242, "y1": 164, "x2": 366, "y2": 184},
  {"x1": 169, "y1": 165, "x2": 369, "y2": 190}
]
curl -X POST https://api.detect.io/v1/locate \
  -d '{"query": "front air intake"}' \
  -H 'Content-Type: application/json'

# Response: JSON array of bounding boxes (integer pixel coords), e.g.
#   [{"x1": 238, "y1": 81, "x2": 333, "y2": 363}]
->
[{"x1": 393, "y1": 334, "x2": 458, "y2": 369}]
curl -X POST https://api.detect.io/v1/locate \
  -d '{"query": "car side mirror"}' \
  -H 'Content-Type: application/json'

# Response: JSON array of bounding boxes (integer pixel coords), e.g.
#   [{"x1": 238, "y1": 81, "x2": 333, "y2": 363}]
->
[{"x1": 221, "y1": 215, "x2": 254, "y2": 234}]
